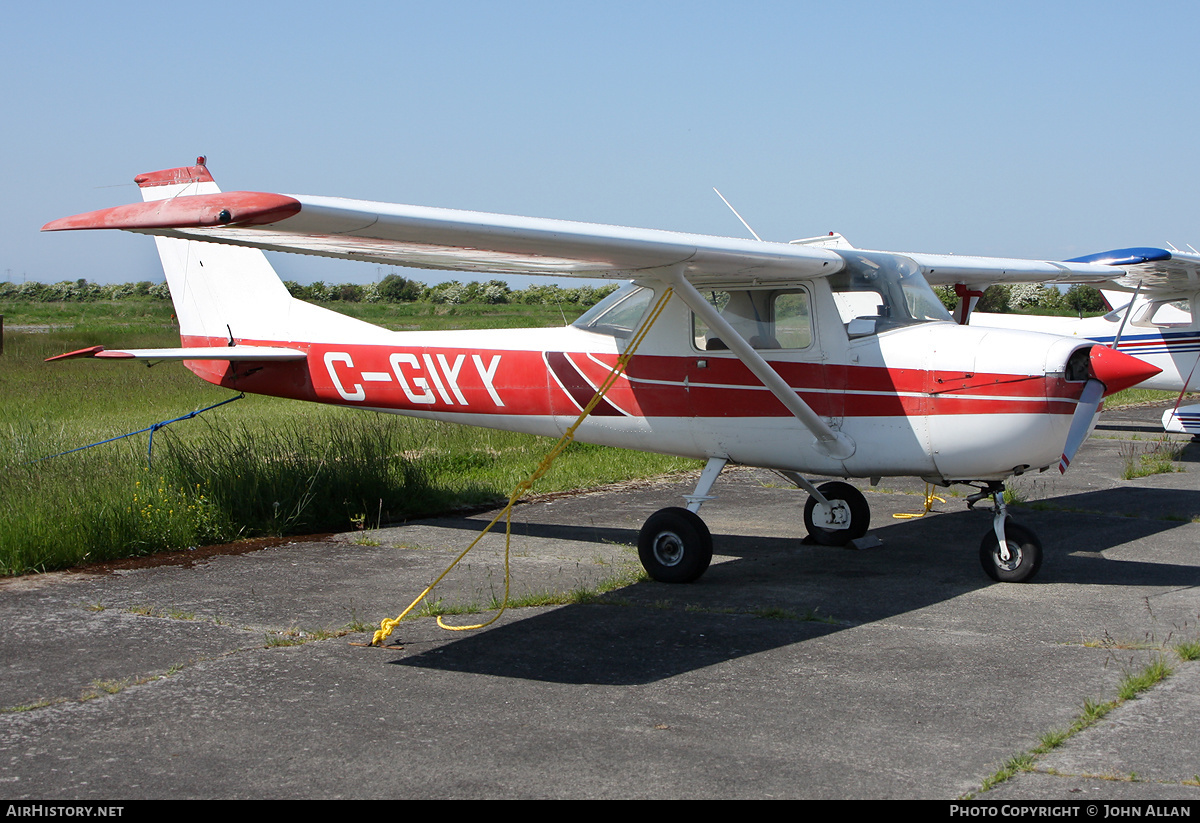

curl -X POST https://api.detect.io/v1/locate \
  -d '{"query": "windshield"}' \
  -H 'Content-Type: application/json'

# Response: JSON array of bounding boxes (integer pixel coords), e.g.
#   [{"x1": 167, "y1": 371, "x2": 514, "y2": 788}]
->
[
  {"x1": 572, "y1": 283, "x2": 652, "y2": 338},
  {"x1": 828, "y1": 251, "x2": 951, "y2": 337}
]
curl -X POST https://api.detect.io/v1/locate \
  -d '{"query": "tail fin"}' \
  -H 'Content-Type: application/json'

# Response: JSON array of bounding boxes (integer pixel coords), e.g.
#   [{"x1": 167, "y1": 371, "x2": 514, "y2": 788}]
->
[
  {"x1": 1099, "y1": 288, "x2": 1139, "y2": 316},
  {"x1": 1163, "y1": 403, "x2": 1200, "y2": 435},
  {"x1": 789, "y1": 232, "x2": 856, "y2": 250},
  {"x1": 137, "y1": 157, "x2": 295, "y2": 346}
]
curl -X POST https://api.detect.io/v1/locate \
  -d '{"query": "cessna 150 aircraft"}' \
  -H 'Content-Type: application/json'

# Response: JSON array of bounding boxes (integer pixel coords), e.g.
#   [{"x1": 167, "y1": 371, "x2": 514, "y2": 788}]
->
[
  {"x1": 959, "y1": 248, "x2": 1200, "y2": 436},
  {"x1": 42, "y1": 159, "x2": 1161, "y2": 585}
]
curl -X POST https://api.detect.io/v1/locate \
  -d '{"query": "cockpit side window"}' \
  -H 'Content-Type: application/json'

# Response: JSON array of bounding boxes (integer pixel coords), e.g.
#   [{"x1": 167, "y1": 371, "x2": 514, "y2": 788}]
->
[
  {"x1": 572, "y1": 284, "x2": 653, "y2": 338},
  {"x1": 691, "y1": 287, "x2": 813, "y2": 351}
]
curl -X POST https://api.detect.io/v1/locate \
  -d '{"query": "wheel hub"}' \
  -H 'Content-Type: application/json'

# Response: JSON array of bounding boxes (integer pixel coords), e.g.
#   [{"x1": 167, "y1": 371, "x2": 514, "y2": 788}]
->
[
  {"x1": 994, "y1": 543, "x2": 1022, "y2": 572},
  {"x1": 813, "y1": 499, "x2": 850, "y2": 529},
  {"x1": 652, "y1": 531, "x2": 685, "y2": 567}
]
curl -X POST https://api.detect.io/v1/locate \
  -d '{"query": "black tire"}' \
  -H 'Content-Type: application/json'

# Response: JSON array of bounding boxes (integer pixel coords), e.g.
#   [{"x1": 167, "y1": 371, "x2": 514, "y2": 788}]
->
[
  {"x1": 980, "y1": 521, "x2": 1043, "y2": 583},
  {"x1": 803, "y1": 481, "x2": 870, "y2": 546},
  {"x1": 638, "y1": 507, "x2": 713, "y2": 584}
]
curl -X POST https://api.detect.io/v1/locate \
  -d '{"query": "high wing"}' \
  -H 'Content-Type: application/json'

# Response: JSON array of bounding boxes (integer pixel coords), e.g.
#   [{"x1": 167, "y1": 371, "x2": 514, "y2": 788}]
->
[
  {"x1": 891, "y1": 250, "x2": 1118, "y2": 289},
  {"x1": 44, "y1": 190, "x2": 847, "y2": 283},
  {"x1": 862, "y1": 244, "x2": 1200, "y2": 298},
  {"x1": 822, "y1": 236, "x2": 1118, "y2": 288},
  {"x1": 42, "y1": 178, "x2": 1119, "y2": 287}
]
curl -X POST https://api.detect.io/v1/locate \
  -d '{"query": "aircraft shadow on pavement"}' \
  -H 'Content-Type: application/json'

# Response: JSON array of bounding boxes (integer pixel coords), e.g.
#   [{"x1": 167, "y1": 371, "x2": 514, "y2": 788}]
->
[
  {"x1": 1019, "y1": 485, "x2": 1200, "y2": 585},
  {"x1": 1094, "y1": 419, "x2": 1171, "y2": 436},
  {"x1": 391, "y1": 488, "x2": 1200, "y2": 685},
  {"x1": 392, "y1": 598, "x2": 844, "y2": 686}
]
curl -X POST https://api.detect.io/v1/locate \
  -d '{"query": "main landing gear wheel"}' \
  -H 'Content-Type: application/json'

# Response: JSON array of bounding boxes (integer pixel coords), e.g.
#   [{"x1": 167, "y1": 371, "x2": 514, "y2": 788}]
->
[
  {"x1": 980, "y1": 521, "x2": 1043, "y2": 583},
  {"x1": 803, "y1": 481, "x2": 870, "y2": 546},
  {"x1": 638, "y1": 507, "x2": 713, "y2": 584}
]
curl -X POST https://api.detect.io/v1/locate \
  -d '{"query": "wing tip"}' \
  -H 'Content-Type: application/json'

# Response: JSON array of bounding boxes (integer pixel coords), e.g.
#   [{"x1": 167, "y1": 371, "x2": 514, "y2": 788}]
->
[
  {"x1": 1066, "y1": 247, "x2": 1173, "y2": 267},
  {"x1": 41, "y1": 192, "x2": 302, "y2": 233}
]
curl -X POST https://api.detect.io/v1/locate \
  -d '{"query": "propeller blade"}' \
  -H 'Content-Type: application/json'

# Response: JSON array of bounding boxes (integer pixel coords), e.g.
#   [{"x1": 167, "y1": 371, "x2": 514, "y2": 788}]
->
[{"x1": 1059, "y1": 378, "x2": 1104, "y2": 474}]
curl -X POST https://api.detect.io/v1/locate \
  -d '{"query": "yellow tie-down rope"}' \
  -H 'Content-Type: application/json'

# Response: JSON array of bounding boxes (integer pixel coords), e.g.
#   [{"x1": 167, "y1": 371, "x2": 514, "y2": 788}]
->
[
  {"x1": 893, "y1": 483, "x2": 946, "y2": 519},
  {"x1": 370, "y1": 287, "x2": 675, "y2": 646}
]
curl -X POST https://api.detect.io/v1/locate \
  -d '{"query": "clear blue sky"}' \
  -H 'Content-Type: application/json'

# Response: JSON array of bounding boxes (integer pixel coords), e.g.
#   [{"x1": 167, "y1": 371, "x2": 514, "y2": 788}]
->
[{"x1": 4, "y1": 1, "x2": 1198, "y2": 287}]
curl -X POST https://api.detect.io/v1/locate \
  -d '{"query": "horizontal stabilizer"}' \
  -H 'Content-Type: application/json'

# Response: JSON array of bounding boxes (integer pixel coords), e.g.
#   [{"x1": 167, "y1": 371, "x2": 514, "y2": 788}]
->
[
  {"x1": 46, "y1": 345, "x2": 307, "y2": 362},
  {"x1": 1163, "y1": 403, "x2": 1200, "y2": 435}
]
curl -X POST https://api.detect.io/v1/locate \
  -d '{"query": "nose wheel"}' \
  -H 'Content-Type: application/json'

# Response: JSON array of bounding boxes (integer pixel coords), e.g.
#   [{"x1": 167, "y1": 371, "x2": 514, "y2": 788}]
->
[
  {"x1": 980, "y1": 521, "x2": 1043, "y2": 582},
  {"x1": 638, "y1": 507, "x2": 713, "y2": 583},
  {"x1": 969, "y1": 483, "x2": 1044, "y2": 583}
]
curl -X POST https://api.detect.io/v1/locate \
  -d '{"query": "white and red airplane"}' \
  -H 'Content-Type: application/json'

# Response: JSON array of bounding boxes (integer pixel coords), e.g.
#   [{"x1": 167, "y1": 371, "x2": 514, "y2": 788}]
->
[
  {"x1": 42, "y1": 158, "x2": 1161, "y2": 584},
  {"x1": 958, "y1": 248, "x2": 1200, "y2": 435}
]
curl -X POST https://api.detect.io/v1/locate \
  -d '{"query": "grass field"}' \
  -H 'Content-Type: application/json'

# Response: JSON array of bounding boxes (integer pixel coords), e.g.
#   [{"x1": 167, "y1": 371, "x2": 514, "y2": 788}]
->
[{"x1": 0, "y1": 300, "x2": 698, "y2": 576}]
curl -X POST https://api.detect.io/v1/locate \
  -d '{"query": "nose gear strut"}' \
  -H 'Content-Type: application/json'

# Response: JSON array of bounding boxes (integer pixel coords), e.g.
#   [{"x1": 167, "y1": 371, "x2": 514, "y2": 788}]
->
[{"x1": 967, "y1": 481, "x2": 1043, "y2": 582}]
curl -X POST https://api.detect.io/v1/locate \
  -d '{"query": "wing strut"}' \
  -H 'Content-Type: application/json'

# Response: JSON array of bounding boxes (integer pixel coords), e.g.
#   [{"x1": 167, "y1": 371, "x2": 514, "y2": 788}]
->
[
  {"x1": 1109, "y1": 282, "x2": 1142, "y2": 350},
  {"x1": 663, "y1": 267, "x2": 856, "y2": 460}
]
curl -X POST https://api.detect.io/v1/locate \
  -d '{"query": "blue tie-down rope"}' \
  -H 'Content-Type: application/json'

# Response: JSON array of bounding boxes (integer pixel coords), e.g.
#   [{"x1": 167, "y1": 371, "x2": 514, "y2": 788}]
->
[{"x1": 28, "y1": 393, "x2": 245, "y2": 466}]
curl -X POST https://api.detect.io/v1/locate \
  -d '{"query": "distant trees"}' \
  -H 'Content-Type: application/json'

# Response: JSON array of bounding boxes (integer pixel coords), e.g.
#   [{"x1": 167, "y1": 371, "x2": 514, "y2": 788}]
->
[
  {"x1": 976, "y1": 285, "x2": 1011, "y2": 313},
  {"x1": 377, "y1": 274, "x2": 423, "y2": 302},
  {"x1": 1, "y1": 273, "x2": 1105, "y2": 316},
  {"x1": 933, "y1": 283, "x2": 1106, "y2": 317},
  {"x1": 0, "y1": 278, "x2": 167, "y2": 302},
  {"x1": 1, "y1": 274, "x2": 619, "y2": 308},
  {"x1": 1064, "y1": 284, "x2": 1107, "y2": 315}
]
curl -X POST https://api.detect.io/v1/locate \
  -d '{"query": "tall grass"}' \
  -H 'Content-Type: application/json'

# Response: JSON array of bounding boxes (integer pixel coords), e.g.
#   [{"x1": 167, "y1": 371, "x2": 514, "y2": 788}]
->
[
  {"x1": 158, "y1": 415, "x2": 431, "y2": 537},
  {"x1": 1105, "y1": 387, "x2": 1191, "y2": 409},
  {"x1": 0, "y1": 315, "x2": 697, "y2": 576},
  {"x1": 0, "y1": 410, "x2": 697, "y2": 575}
]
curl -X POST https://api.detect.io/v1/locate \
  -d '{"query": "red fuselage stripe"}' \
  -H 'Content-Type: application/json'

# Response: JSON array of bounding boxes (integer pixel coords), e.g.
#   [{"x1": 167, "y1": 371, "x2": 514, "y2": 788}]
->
[{"x1": 178, "y1": 336, "x2": 1082, "y2": 419}]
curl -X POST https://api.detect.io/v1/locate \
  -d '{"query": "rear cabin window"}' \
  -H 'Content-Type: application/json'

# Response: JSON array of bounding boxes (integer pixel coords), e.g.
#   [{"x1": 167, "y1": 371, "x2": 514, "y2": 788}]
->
[
  {"x1": 692, "y1": 288, "x2": 813, "y2": 351},
  {"x1": 1132, "y1": 299, "x2": 1194, "y2": 329}
]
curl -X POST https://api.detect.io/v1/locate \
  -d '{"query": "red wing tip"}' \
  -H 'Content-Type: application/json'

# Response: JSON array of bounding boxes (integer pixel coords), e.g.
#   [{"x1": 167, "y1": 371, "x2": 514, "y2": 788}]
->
[
  {"x1": 42, "y1": 192, "x2": 301, "y2": 232},
  {"x1": 45, "y1": 345, "x2": 105, "y2": 361}
]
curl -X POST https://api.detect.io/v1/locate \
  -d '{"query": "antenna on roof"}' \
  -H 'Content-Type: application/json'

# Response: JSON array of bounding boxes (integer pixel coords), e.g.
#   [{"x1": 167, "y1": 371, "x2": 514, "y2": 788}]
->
[{"x1": 712, "y1": 188, "x2": 762, "y2": 242}]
